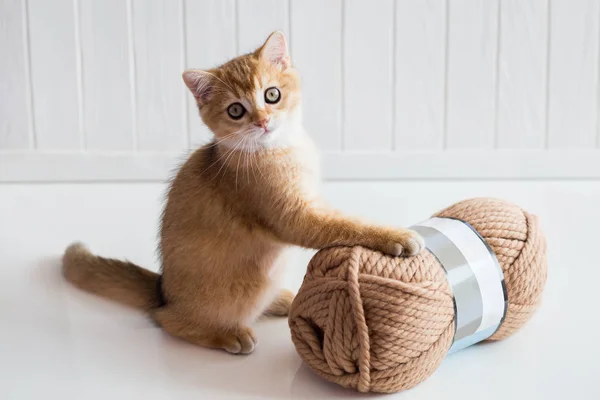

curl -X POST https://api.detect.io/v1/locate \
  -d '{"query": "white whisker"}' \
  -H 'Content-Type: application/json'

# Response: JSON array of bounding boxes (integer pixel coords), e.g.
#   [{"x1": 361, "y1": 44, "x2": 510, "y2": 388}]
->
[
  {"x1": 252, "y1": 137, "x2": 267, "y2": 181},
  {"x1": 244, "y1": 145, "x2": 251, "y2": 185},
  {"x1": 235, "y1": 136, "x2": 249, "y2": 191},
  {"x1": 200, "y1": 136, "x2": 241, "y2": 175},
  {"x1": 204, "y1": 132, "x2": 237, "y2": 148},
  {"x1": 214, "y1": 135, "x2": 246, "y2": 186},
  {"x1": 247, "y1": 139, "x2": 259, "y2": 183}
]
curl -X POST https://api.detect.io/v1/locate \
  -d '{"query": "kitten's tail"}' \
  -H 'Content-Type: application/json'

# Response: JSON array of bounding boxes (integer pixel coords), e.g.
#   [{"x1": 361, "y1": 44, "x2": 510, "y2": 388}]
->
[{"x1": 62, "y1": 242, "x2": 163, "y2": 311}]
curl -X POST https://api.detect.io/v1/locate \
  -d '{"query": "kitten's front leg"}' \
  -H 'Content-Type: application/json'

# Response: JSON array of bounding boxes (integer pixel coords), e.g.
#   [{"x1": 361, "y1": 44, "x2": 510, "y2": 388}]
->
[{"x1": 268, "y1": 202, "x2": 424, "y2": 256}]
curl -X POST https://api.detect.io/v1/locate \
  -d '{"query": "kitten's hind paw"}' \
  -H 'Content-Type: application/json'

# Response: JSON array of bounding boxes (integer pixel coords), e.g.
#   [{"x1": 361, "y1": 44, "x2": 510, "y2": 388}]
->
[{"x1": 263, "y1": 289, "x2": 294, "y2": 317}]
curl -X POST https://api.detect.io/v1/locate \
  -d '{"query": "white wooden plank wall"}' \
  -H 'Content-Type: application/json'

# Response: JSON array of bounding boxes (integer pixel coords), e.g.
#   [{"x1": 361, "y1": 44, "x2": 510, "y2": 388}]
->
[
  {"x1": 28, "y1": 0, "x2": 80, "y2": 150},
  {"x1": 237, "y1": 0, "x2": 289, "y2": 51},
  {"x1": 79, "y1": 0, "x2": 134, "y2": 151},
  {"x1": 548, "y1": 0, "x2": 599, "y2": 149},
  {"x1": 0, "y1": 0, "x2": 32, "y2": 150},
  {"x1": 497, "y1": 0, "x2": 548, "y2": 149},
  {"x1": 132, "y1": 0, "x2": 186, "y2": 152},
  {"x1": 446, "y1": 0, "x2": 498, "y2": 149},
  {"x1": 343, "y1": 0, "x2": 394, "y2": 150},
  {"x1": 2, "y1": 0, "x2": 600, "y2": 182},
  {"x1": 291, "y1": 0, "x2": 342, "y2": 151},
  {"x1": 395, "y1": 0, "x2": 445, "y2": 150}
]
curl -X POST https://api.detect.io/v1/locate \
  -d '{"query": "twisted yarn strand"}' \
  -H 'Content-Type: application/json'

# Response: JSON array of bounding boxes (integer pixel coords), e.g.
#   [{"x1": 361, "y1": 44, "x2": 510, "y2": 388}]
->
[{"x1": 289, "y1": 198, "x2": 547, "y2": 393}]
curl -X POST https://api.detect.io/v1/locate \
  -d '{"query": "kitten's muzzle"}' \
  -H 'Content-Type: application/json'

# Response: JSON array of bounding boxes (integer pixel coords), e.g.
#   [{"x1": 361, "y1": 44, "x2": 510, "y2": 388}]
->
[{"x1": 254, "y1": 118, "x2": 270, "y2": 130}]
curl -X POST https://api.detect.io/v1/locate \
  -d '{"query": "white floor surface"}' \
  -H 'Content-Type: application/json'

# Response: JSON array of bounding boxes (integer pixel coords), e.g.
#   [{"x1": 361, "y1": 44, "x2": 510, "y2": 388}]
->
[{"x1": 1, "y1": 181, "x2": 598, "y2": 399}]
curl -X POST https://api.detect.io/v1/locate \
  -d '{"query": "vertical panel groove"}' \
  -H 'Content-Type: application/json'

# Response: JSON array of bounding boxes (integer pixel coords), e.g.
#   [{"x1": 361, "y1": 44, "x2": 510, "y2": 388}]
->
[
  {"x1": 291, "y1": 0, "x2": 342, "y2": 150},
  {"x1": 287, "y1": 0, "x2": 292, "y2": 53},
  {"x1": 234, "y1": 0, "x2": 240, "y2": 53},
  {"x1": 395, "y1": 0, "x2": 445, "y2": 150},
  {"x1": 442, "y1": 0, "x2": 449, "y2": 150},
  {"x1": 340, "y1": 0, "x2": 346, "y2": 150},
  {"x1": 343, "y1": 0, "x2": 394, "y2": 150},
  {"x1": 237, "y1": 0, "x2": 287, "y2": 51},
  {"x1": 545, "y1": 0, "x2": 551, "y2": 149},
  {"x1": 446, "y1": 0, "x2": 498, "y2": 149},
  {"x1": 79, "y1": 0, "x2": 134, "y2": 150},
  {"x1": 390, "y1": 0, "x2": 397, "y2": 151},
  {"x1": 493, "y1": 0, "x2": 501, "y2": 149},
  {"x1": 496, "y1": 0, "x2": 547, "y2": 149},
  {"x1": 181, "y1": 0, "x2": 190, "y2": 149},
  {"x1": 597, "y1": 0, "x2": 600, "y2": 149},
  {"x1": 133, "y1": 0, "x2": 185, "y2": 151},
  {"x1": 23, "y1": 0, "x2": 36, "y2": 149},
  {"x1": 547, "y1": 0, "x2": 598, "y2": 149},
  {"x1": 126, "y1": 0, "x2": 137, "y2": 151},
  {"x1": 73, "y1": 0, "x2": 86, "y2": 150},
  {"x1": 30, "y1": 0, "x2": 82, "y2": 149}
]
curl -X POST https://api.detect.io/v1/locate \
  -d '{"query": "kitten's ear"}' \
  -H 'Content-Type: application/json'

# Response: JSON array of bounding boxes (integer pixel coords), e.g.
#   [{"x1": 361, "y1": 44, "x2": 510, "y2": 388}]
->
[
  {"x1": 258, "y1": 31, "x2": 291, "y2": 69},
  {"x1": 182, "y1": 69, "x2": 213, "y2": 103}
]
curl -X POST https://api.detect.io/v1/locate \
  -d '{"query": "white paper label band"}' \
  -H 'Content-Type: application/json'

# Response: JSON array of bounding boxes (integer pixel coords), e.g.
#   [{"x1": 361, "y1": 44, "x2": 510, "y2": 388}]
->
[{"x1": 411, "y1": 217, "x2": 508, "y2": 354}]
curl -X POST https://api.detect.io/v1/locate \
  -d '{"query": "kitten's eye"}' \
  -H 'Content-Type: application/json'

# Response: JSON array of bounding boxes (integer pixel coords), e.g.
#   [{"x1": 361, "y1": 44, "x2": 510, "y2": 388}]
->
[
  {"x1": 227, "y1": 103, "x2": 246, "y2": 120},
  {"x1": 264, "y1": 87, "x2": 281, "y2": 104}
]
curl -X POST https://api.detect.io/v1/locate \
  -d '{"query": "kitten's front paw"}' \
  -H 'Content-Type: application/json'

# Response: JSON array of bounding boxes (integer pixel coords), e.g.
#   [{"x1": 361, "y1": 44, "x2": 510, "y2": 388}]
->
[
  {"x1": 375, "y1": 229, "x2": 425, "y2": 257},
  {"x1": 219, "y1": 326, "x2": 258, "y2": 355}
]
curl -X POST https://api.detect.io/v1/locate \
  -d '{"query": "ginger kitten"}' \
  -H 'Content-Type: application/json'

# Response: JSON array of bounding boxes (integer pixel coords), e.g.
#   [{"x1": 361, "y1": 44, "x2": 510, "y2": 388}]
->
[{"x1": 62, "y1": 31, "x2": 423, "y2": 354}]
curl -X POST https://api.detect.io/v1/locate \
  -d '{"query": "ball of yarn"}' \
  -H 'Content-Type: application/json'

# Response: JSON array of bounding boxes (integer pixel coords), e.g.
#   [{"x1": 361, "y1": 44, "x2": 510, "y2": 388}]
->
[{"x1": 288, "y1": 198, "x2": 547, "y2": 393}]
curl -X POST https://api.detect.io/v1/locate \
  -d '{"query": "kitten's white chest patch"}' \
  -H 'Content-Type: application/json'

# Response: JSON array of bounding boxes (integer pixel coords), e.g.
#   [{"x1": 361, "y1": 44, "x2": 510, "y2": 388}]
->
[{"x1": 292, "y1": 132, "x2": 321, "y2": 196}]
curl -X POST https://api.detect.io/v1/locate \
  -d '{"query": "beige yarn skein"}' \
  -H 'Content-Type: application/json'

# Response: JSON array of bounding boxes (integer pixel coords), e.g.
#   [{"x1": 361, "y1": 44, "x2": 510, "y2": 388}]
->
[{"x1": 288, "y1": 198, "x2": 547, "y2": 393}]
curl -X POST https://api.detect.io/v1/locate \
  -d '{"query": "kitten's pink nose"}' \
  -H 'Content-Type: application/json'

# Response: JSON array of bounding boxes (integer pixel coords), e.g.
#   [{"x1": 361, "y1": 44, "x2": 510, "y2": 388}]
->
[{"x1": 254, "y1": 118, "x2": 270, "y2": 130}]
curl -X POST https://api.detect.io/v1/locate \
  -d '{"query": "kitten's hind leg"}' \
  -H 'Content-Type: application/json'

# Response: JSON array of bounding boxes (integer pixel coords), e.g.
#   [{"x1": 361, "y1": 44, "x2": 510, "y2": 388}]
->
[
  {"x1": 152, "y1": 307, "x2": 258, "y2": 354},
  {"x1": 263, "y1": 289, "x2": 294, "y2": 317}
]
